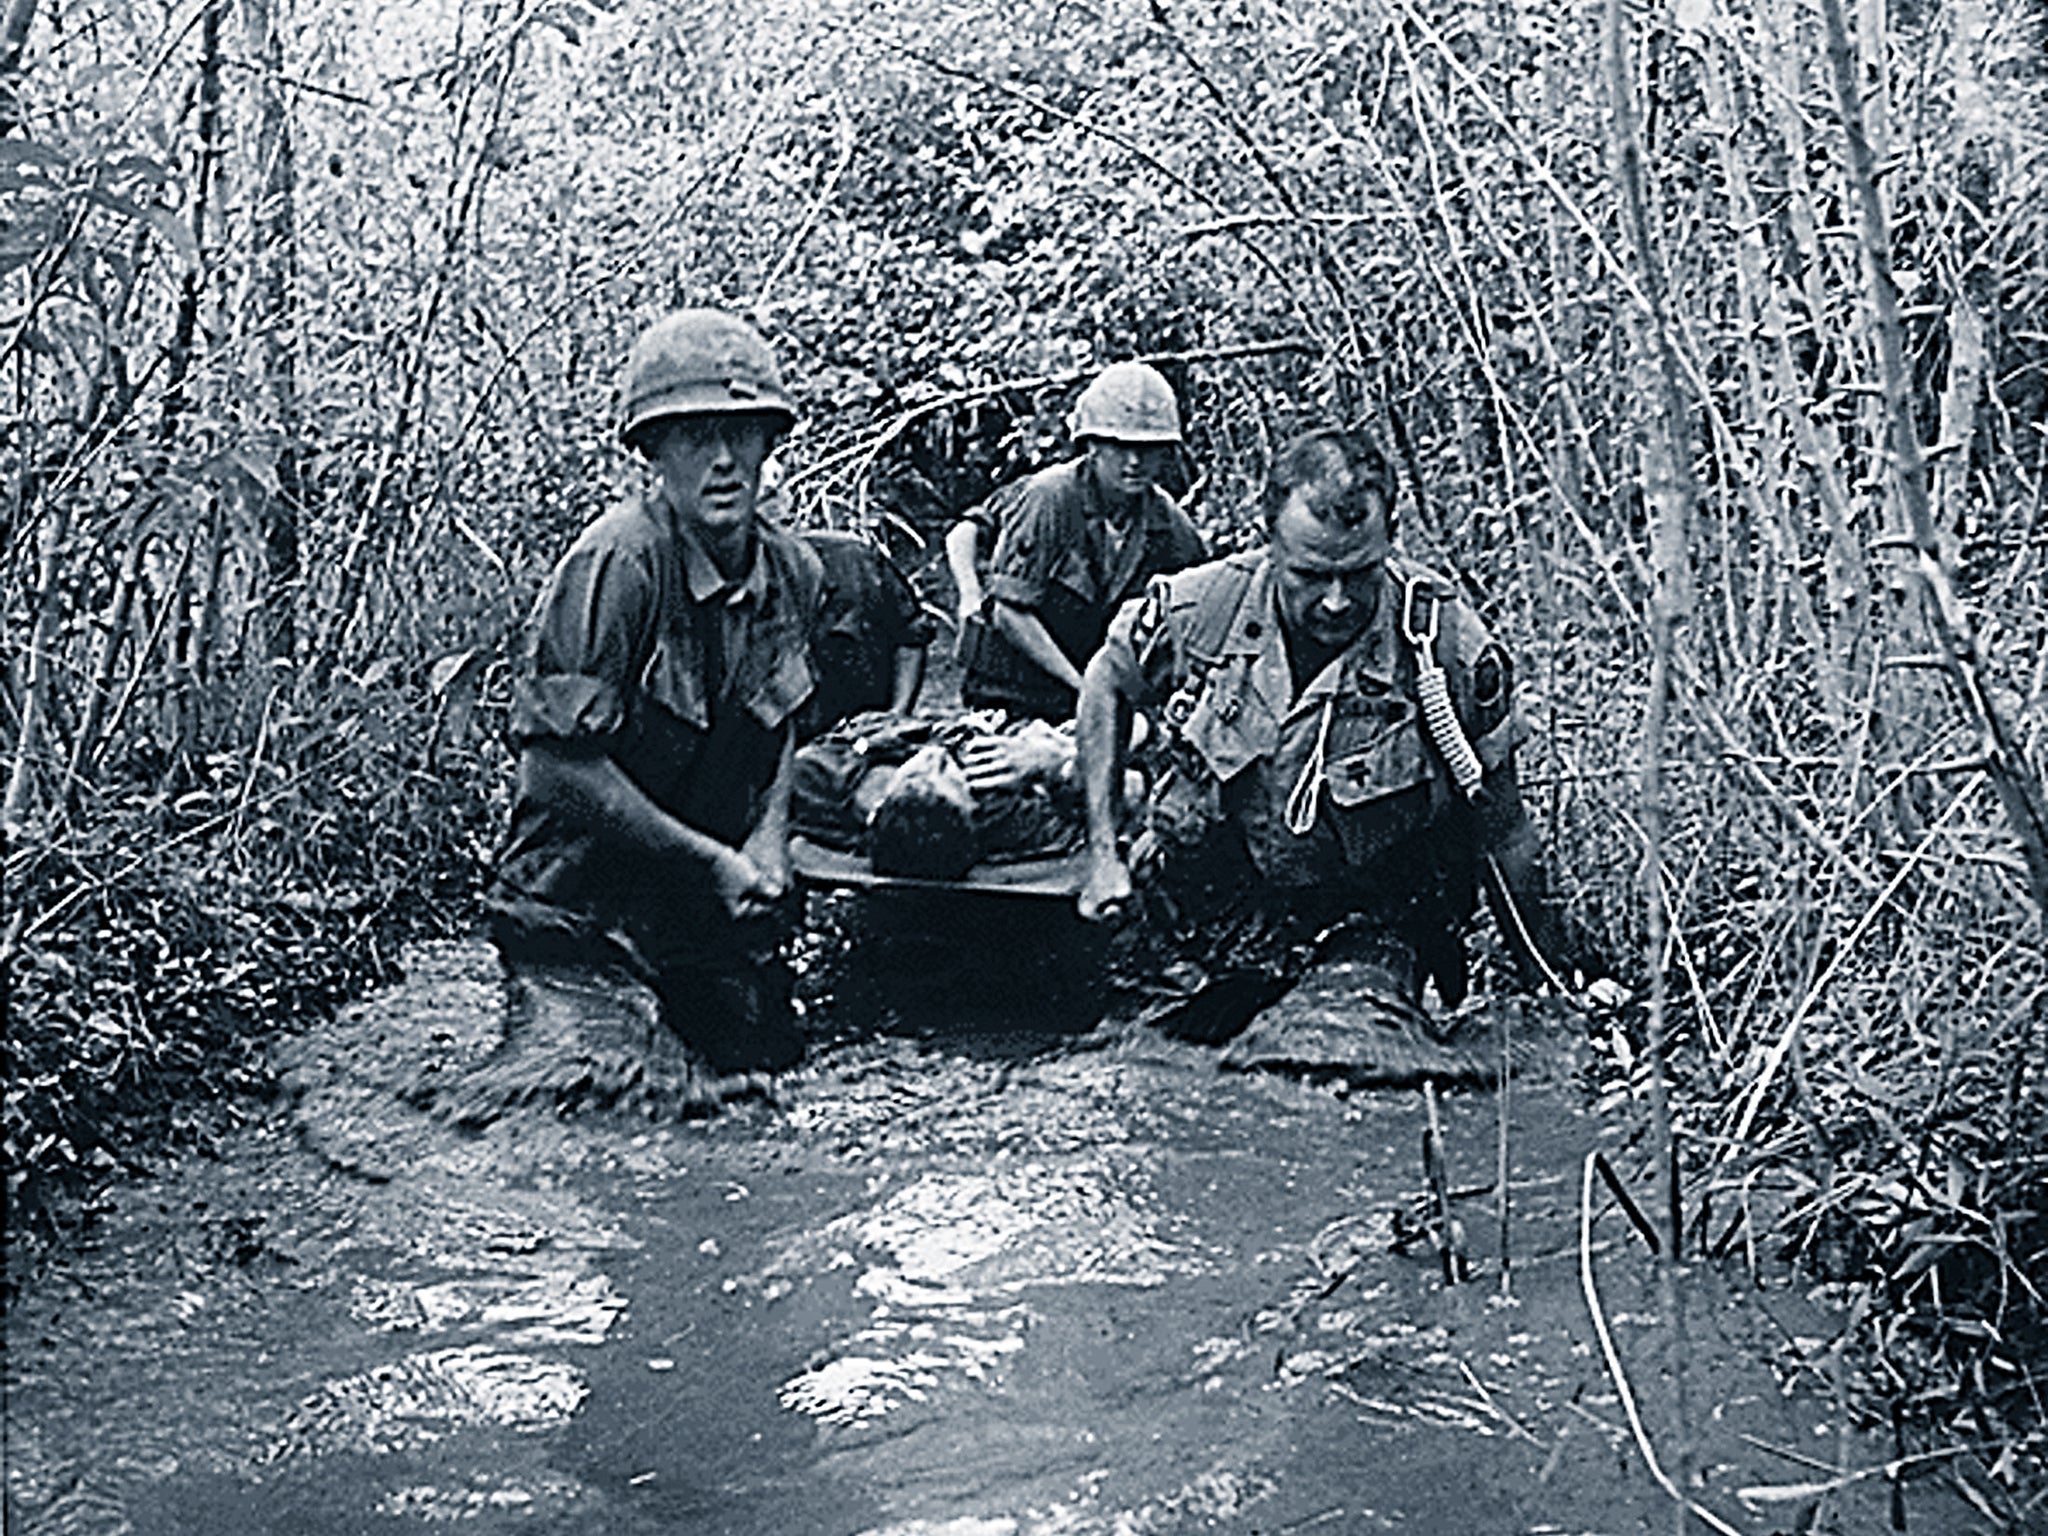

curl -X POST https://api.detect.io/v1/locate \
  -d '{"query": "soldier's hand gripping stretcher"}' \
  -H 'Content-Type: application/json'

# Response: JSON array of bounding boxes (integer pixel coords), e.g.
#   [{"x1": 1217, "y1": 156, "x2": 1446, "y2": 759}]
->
[
  {"x1": 1074, "y1": 646, "x2": 1150, "y2": 925},
  {"x1": 725, "y1": 811, "x2": 794, "y2": 922}
]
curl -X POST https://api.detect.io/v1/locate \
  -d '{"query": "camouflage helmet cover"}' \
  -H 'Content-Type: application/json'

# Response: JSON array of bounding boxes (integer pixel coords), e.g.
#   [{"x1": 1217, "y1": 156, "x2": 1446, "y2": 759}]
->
[
  {"x1": 618, "y1": 308, "x2": 798, "y2": 446},
  {"x1": 1068, "y1": 361, "x2": 1183, "y2": 445}
]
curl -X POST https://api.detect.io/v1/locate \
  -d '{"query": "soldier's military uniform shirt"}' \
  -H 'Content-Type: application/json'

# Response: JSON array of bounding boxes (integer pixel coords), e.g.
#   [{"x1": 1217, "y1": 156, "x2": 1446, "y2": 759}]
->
[
  {"x1": 489, "y1": 492, "x2": 822, "y2": 959},
  {"x1": 797, "y1": 530, "x2": 934, "y2": 742},
  {"x1": 1096, "y1": 548, "x2": 1520, "y2": 895},
  {"x1": 968, "y1": 457, "x2": 1206, "y2": 717},
  {"x1": 957, "y1": 475, "x2": 1031, "y2": 554}
]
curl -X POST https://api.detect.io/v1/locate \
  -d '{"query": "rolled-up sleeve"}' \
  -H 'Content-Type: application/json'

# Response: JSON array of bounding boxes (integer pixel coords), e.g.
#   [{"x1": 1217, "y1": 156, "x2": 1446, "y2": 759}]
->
[
  {"x1": 510, "y1": 541, "x2": 655, "y2": 746},
  {"x1": 984, "y1": 487, "x2": 1062, "y2": 611},
  {"x1": 961, "y1": 480, "x2": 1022, "y2": 542}
]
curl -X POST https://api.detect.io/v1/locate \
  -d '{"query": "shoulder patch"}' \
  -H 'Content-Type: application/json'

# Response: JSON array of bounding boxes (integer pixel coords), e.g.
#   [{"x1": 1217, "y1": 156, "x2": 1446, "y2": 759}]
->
[
  {"x1": 1473, "y1": 646, "x2": 1508, "y2": 710},
  {"x1": 1462, "y1": 643, "x2": 1514, "y2": 745}
]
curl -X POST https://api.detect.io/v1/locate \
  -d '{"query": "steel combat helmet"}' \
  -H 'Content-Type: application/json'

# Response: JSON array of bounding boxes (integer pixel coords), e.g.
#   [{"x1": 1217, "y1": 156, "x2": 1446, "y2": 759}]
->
[
  {"x1": 618, "y1": 309, "x2": 797, "y2": 449},
  {"x1": 1067, "y1": 361, "x2": 1183, "y2": 445}
]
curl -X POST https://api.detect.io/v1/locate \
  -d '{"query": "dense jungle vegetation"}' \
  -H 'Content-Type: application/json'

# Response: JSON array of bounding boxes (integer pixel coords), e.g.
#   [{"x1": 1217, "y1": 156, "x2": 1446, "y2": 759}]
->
[{"x1": 5, "y1": 0, "x2": 2047, "y2": 1519}]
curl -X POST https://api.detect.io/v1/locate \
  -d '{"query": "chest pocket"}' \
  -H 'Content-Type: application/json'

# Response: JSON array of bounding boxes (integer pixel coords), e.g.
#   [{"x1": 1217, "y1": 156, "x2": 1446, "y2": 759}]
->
[
  {"x1": 1045, "y1": 537, "x2": 1101, "y2": 607},
  {"x1": 740, "y1": 636, "x2": 813, "y2": 731},
  {"x1": 1182, "y1": 658, "x2": 1277, "y2": 785},
  {"x1": 1321, "y1": 693, "x2": 1430, "y2": 809},
  {"x1": 640, "y1": 630, "x2": 711, "y2": 732},
  {"x1": 639, "y1": 610, "x2": 815, "y2": 736}
]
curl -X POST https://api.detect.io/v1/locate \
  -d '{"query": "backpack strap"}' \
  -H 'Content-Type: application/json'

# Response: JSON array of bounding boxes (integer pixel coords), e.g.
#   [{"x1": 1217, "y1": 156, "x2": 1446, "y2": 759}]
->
[{"x1": 1160, "y1": 552, "x2": 1261, "y2": 724}]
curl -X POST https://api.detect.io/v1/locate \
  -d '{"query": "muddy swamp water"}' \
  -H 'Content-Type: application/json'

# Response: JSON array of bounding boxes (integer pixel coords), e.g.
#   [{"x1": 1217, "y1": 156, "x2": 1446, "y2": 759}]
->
[{"x1": 2, "y1": 900, "x2": 1985, "y2": 1536}]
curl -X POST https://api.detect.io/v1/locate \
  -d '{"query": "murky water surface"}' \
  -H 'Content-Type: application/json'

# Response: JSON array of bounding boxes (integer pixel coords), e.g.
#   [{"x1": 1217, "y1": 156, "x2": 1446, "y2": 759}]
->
[{"x1": 9, "y1": 934, "x2": 1907, "y2": 1534}]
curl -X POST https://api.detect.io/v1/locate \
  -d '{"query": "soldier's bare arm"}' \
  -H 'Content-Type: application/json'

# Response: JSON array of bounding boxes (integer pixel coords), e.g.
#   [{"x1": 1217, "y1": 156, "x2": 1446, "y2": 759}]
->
[
  {"x1": 1076, "y1": 648, "x2": 1138, "y2": 921},
  {"x1": 1474, "y1": 757, "x2": 1614, "y2": 998},
  {"x1": 889, "y1": 645, "x2": 926, "y2": 716},
  {"x1": 945, "y1": 520, "x2": 985, "y2": 623},
  {"x1": 522, "y1": 739, "x2": 783, "y2": 920},
  {"x1": 991, "y1": 599, "x2": 1086, "y2": 695},
  {"x1": 739, "y1": 725, "x2": 799, "y2": 904}
]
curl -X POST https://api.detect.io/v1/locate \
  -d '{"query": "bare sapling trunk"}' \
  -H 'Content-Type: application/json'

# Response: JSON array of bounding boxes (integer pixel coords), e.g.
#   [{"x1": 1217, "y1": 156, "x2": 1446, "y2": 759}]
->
[
  {"x1": 4, "y1": 495, "x2": 72, "y2": 837},
  {"x1": 157, "y1": 0, "x2": 222, "y2": 457},
  {"x1": 61, "y1": 0, "x2": 227, "y2": 799},
  {"x1": 312, "y1": 27, "x2": 522, "y2": 681},
  {"x1": 1603, "y1": 0, "x2": 1699, "y2": 1524},
  {"x1": 1816, "y1": 0, "x2": 2048, "y2": 919},
  {"x1": 61, "y1": 505, "x2": 150, "y2": 808},
  {"x1": 1698, "y1": 43, "x2": 1839, "y2": 724},
  {"x1": 244, "y1": 0, "x2": 300, "y2": 667},
  {"x1": 175, "y1": 492, "x2": 230, "y2": 759},
  {"x1": 1934, "y1": 294, "x2": 1985, "y2": 561},
  {"x1": 0, "y1": 0, "x2": 36, "y2": 135}
]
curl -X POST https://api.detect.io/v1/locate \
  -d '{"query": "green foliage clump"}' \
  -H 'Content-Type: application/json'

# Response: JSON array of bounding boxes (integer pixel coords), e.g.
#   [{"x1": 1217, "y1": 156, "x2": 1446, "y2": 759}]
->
[{"x1": 3, "y1": 669, "x2": 506, "y2": 1249}]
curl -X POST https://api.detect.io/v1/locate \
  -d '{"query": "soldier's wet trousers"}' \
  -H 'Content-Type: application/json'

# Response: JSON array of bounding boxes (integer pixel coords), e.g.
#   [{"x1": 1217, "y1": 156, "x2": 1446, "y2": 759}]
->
[
  {"x1": 487, "y1": 901, "x2": 804, "y2": 1076},
  {"x1": 1104, "y1": 833, "x2": 1472, "y2": 1045}
]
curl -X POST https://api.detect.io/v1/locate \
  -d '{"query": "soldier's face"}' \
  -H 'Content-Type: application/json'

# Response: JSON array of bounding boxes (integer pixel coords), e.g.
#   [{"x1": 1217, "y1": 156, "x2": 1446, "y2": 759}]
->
[
  {"x1": 648, "y1": 413, "x2": 775, "y2": 550},
  {"x1": 1085, "y1": 439, "x2": 1167, "y2": 511},
  {"x1": 1269, "y1": 491, "x2": 1392, "y2": 652}
]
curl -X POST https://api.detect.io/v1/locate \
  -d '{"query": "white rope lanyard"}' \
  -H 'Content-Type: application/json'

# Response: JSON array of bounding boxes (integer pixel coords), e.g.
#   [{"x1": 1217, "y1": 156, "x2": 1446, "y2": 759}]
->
[
  {"x1": 1283, "y1": 695, "x2": 1335, "y2": 836},
  {"x1": 1281, "y1": 577, "x2": 1486, "y2": 838}
]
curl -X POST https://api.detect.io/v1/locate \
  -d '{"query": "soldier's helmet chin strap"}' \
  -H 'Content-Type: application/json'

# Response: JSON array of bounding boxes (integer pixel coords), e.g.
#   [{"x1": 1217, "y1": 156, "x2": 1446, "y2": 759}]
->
[{"x1": 1401, "y1": 575, "x2": 1485, "y2": 801}]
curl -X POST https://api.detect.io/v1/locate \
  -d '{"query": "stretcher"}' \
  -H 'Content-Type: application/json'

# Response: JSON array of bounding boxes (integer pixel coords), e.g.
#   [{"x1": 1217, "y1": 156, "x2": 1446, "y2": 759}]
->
[{"x1": 790, "y1": 835, "x2": 1088, "y2": 899}]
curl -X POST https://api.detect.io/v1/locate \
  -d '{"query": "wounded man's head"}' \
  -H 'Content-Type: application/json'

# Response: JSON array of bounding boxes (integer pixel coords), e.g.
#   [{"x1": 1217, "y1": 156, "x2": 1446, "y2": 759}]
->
[{"x1": 867, "y1": 743, "x2": 979, "y2": 880}]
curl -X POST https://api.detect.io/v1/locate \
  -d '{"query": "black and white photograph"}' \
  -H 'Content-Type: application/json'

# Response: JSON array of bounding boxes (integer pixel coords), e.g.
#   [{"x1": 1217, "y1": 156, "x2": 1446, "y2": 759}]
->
[{"x1": 5, "y1": 0, "x2": 2047, "y2": 1528}]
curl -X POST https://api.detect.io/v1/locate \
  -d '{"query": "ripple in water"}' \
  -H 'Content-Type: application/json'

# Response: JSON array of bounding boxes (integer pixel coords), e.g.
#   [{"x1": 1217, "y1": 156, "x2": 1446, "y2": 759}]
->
[
  {"x1": 773, "y1": 1158, "x2": 1201, "y2": 1428},
  {"x1": 273, "y1": 1345, "x2": 589, "y2": 1458},
  {"x1": 348, "y1": 1270, "x2": 628, "y2": 1346}
]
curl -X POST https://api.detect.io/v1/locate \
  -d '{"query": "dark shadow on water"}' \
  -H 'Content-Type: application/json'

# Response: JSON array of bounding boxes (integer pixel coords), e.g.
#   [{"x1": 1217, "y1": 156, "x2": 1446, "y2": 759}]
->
[{"x1": 800, "y1": 889, "x2": 1109, "y2": 1042}]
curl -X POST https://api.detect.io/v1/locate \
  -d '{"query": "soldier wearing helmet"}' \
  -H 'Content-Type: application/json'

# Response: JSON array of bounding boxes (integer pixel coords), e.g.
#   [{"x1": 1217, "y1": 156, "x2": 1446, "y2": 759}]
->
[
  {"x1": 486, "y1": 309, "x2": 823, "y2": 1088},
  {"x1": 960, "y1": 361, "x2": 1207, "y2": 721}
]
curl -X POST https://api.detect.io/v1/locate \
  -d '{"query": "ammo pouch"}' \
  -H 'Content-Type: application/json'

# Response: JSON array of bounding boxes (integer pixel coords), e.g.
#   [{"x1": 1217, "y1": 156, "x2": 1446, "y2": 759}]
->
[
  {"x1": 953, "y1": 608, "x2": 991, "y2": 672},
  {"x1": 957, "y1": 609, "x2": 1073, "y2": 718}
]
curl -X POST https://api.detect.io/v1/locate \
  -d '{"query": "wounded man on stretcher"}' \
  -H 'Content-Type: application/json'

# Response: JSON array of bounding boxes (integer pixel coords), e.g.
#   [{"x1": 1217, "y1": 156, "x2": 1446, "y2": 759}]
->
[{"x1": 792, "y1": 709, "x2": 1135, "y2": 882}]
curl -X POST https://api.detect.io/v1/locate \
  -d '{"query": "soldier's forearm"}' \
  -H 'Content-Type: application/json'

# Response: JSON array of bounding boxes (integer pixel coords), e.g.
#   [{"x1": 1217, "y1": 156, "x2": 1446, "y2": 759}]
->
[
  {"x1": 993, "y1": 602, "x2": 1084, "y2": 694},
  {"x1": 945, "y1": 523, "x2": 984, "y2": 612},
  {"x1": 1474, "y1": 759, "x2": 1590, "y2": 989},
  {"x1": 1483, "y1": 805, "x2": 1614, "y2": 991},
  {"x1": 1076, "y1": 653, "x2": 1133, "y2": 853},
  {"x1": 752, "y1": 728, "x2": 798, "y2": 844},
  {"x1": 525, "y1": 741, "x2": 745, "y2": 875},
  {"x1": 890, "y1": 646, "x2": 925, "y2": 714}
]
